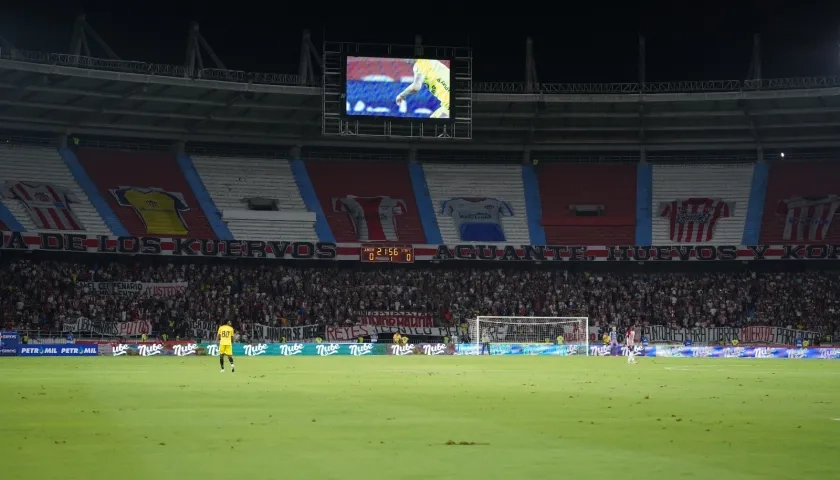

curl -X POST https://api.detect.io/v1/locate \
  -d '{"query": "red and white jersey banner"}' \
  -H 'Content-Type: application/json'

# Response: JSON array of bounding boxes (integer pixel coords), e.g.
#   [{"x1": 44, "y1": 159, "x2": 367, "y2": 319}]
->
[
  {"x1": 359, "y1": 311, "x2": 434, "y2": 327},
  {"x1": 659, "y1": 198, "x2": 733, "y2": 242},
  {"x1": 332, "y1": 196, "x2": 406, "y2": 242},
  {"x1": 3, "y1": 232, "x2": 840, "y2": 261},
  {"x1": 2, "y1": 181, "x2": 83, "y2": 230},
  {"x1": 777, "y1": 196, "x2": 840, "y2": 241}
]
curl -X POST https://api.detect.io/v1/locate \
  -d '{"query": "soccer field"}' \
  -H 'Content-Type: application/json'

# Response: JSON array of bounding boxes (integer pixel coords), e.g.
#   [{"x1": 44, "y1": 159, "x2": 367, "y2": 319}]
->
[{"x1": 2, "y1": 357, "x2": 839, "y2": 480}]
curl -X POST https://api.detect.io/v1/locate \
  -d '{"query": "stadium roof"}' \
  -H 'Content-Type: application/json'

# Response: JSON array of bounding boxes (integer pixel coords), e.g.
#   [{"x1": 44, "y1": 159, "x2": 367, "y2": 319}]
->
[{"x1": 2, "y1": 45, "x2": 840, "y2": 154}]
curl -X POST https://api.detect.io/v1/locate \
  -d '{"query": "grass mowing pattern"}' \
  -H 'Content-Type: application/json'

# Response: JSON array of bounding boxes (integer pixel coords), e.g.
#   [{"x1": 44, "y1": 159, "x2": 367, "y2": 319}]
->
[{"x1": 2, "y1": 356, "x2": 839, "y2": 479}]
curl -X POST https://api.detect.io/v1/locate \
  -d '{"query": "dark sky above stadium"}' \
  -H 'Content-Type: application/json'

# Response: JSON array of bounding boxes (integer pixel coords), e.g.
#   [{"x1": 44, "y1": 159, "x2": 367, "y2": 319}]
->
[{"x1": 1, "y1": 0, "x2": 838, "y2": 83}]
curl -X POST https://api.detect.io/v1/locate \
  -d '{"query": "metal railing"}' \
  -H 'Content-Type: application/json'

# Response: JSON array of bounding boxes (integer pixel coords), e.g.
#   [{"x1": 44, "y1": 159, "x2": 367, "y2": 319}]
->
[
  {"x1": 3, "y1": 132, "x2": 840, "y2": 164},
  {"x1": 4, "y1": 46, "x2": 840, "y2": 94},
  {"x1": 0, "y1": 48, "x2": 303, "y2": 87}
]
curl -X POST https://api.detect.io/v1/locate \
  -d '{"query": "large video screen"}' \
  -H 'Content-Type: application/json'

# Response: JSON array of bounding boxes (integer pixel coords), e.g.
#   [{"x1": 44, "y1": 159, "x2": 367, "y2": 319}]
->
[{"x1": 345, "y1": 56, "x2": 451, "y2": 119}]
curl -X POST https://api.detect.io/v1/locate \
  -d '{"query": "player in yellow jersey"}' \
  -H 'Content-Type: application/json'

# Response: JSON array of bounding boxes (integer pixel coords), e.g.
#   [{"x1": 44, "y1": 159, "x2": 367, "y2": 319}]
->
[
  {"x1": 395, "y1": 59, "x2": 451, "y2": 119},
  {"x1": 217, "y1": 320, "x2": 235, "y2": 373}
]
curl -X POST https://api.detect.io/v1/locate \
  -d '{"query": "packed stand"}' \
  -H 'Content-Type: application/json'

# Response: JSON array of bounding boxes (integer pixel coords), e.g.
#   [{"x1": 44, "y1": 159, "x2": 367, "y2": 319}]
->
[{"x1": 1, "y1": 259, "x2": 839, "y2": 339}]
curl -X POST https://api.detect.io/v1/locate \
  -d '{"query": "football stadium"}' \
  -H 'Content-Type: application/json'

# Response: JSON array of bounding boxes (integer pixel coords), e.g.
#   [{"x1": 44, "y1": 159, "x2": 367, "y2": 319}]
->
[{"x1": 1, "y1": 11, "x2": 840, "y2": 480}]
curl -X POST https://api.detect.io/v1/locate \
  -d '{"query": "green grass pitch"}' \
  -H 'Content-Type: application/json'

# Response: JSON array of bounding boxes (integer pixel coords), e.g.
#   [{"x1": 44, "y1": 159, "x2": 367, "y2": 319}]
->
[{"x1": 2, "y1": 356, "x2": 839, "y2": 479}]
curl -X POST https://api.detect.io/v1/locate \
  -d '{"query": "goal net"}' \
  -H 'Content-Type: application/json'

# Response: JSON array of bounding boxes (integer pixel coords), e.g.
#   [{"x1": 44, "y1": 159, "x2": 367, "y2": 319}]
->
[{"x1": 470, "y1": 316, "x2": 589, "y2": 354}]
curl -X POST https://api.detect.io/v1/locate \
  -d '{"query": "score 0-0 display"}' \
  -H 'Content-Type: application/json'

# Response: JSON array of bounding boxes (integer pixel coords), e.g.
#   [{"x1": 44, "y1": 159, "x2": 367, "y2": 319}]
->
[{"x1": 360, "y1": 245, "x2": 415, "y2": 263}]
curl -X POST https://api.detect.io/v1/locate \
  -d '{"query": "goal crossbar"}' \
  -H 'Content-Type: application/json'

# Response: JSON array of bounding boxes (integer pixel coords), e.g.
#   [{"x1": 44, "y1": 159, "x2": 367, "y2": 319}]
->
[{"x1": 475, "y1": 316, "x2": 588, "y2": 323}]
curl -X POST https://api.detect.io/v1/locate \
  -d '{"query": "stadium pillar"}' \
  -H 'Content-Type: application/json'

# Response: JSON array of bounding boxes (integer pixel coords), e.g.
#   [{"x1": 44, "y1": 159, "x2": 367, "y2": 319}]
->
[
  {"x1": 0, "y1": 34, "x2": 17, "y2": 56},
  {"x1": 525, "y1": 37, "x2": 538, "y2": 93},
  {"x1": 68, "y1": 13, "x2": 120, "y2": 62},
  {"x1": 298, "y1": 30, "x2": 317, "y2": 86},
  {"x1": 68, "y1": 14, "x2": 85, "y2": 61},
  {"x1": 184, "y1": 22, "x2": 227, "y2": 78},
  {"x1": 638, "y1": 35, "x2": 646, "y2": 89},
  {"x1": 289, "y1": 145, "x2": 302, "y2": 161},
  {"x1": 408, "y1": 147, "x2": 417, "y2": 164},
  {"x1": 756, "y1": 147, "x2": 764, "y2": 163},
  {"x1": 637, "y1": 35, "x2": 647, "y2": 160},
  {"x1": 522, "y1": 148, "x2": 531, "y2": 165}
]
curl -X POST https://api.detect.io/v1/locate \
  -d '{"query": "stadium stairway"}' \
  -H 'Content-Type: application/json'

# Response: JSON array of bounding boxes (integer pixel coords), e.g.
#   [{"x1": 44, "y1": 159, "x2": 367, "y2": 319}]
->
[
  {"x1": 0, "y1": 146, "x2": 112, "y2": 235},
  {"x1": 636, "y1": 164, "x2": 653, "y2": 245},
  {"x1": 76, "y1": 148, "x2": 217, "y2": 239},
  {"x1": 0, "y1": 205, "x2": 18, "y2": 231},
  {"x1": 651, "y1": 164, "x2": 754, "y2": 245},
  {"x1": 289, "y1": 159, "x2": 334, "y2": 243},
  {"x1": 176, "y1": 155, "x2": 232, "y2": 240},
  {"x1": 537, "y1": 164, "x2": 636, "y2": 245},
  {"x1": 423, "y1": 163, "x2": 531, "y2": 245},
  {"x1": 191, "y1": 155, "x2": 317, "y2": 241},
  {"x1": 60, "y1": 147, "x2": 127, "y2": 237},
  {"x1": 306, "y1": 161, "x2": 427, "y2": 243},
  {"x1": 742, "y1": 163, "x2": 768, "y2": 245},
  {"x1": 408, "y1": 163, "x2": 442, "y2": 245},
  {"x1": 760, "y1": 162, "x2": 840, "y2": 244},
  {"x1": 520, "y1": 164, "x2": 546, "y2": 245}
]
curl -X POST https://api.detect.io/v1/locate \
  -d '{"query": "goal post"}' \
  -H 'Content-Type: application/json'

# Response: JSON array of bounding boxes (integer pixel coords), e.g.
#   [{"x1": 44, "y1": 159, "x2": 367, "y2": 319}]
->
[{"x1": 470, "y1": 316, "x2": 589, "y2": 356}]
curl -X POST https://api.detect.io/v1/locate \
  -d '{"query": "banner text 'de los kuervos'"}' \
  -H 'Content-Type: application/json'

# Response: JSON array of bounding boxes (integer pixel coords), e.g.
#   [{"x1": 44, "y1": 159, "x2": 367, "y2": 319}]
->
[{"x1": 3, "y1": 232, "x2": 840, "y2": 261}]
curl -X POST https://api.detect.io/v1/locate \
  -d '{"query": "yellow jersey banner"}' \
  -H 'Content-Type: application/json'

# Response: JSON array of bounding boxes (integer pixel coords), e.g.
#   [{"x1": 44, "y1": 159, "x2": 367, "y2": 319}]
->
[{"x1": 111, "y1": 187, "x2": 190, "y2": 236}]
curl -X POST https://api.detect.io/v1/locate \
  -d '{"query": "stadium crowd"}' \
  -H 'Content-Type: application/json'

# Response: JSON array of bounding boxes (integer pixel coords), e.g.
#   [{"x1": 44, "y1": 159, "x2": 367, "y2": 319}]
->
[{"x1": 1, "y1": 258, "x2": 839, "y2": 339}]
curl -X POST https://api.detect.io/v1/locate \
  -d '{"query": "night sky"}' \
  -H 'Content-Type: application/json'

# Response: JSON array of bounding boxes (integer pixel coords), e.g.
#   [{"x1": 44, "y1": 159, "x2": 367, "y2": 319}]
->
[{"x1": 1, "y1": 0, "x2": 838, "y2": 84}]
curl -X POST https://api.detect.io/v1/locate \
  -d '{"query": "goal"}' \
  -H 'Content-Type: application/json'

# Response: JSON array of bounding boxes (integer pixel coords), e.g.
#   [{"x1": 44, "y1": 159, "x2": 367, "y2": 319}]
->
[{"x1": 470, "y1": 316, "x2": 589, "y2": 354}]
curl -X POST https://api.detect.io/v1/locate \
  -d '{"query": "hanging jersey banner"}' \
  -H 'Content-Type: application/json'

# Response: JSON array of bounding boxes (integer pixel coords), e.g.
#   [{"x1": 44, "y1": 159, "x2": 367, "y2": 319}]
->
[
  {"x1": 333, "y1": 196, "x2": 406, "y2": 241},
  {"x1": 442, "y1": 197, "x2": 513, "y2": 242}
]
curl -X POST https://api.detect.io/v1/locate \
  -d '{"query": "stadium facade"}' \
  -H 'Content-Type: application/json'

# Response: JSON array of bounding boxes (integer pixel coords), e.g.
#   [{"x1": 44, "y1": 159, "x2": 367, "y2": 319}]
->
[{"x1": 1, "y1": 22, "x2": 840, "y2": 262}]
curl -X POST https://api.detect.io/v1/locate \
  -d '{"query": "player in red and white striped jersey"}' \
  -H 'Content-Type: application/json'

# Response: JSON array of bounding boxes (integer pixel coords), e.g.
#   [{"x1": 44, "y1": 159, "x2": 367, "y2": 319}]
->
[
  {"x1": 777, "y1": 196, "x2": 840, "y2": 242},
  {"x1": 625, "y1": 326, "x2": 637, "y2": 364},
  {"x1": 659, "y1": 198, "x2": 733, "y2": 243}
]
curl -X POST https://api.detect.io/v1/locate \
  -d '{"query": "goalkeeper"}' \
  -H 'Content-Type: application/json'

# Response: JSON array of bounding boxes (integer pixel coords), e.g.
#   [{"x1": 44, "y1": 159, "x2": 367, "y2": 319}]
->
[{"x1": 481, "y1": 333, "x2": 491, "y2": 355}]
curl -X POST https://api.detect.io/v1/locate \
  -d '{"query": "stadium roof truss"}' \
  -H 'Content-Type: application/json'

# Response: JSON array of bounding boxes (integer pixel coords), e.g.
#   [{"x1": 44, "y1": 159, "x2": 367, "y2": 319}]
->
[{"x1": 2, "y1": 19, "x2": 840, "y2": 154}]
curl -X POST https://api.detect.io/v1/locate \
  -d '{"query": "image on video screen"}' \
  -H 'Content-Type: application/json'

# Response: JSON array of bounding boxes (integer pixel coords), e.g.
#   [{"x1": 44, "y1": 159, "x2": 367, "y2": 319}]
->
[{"x1": 345, "y1": 56, "x2": 451, "y2": 119}]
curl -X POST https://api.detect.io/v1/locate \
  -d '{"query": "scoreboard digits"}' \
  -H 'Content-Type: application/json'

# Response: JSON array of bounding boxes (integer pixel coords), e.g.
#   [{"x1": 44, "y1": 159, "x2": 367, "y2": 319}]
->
[{"x1": 360, "y1": 245, "x2": 414, "y2": 263}]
